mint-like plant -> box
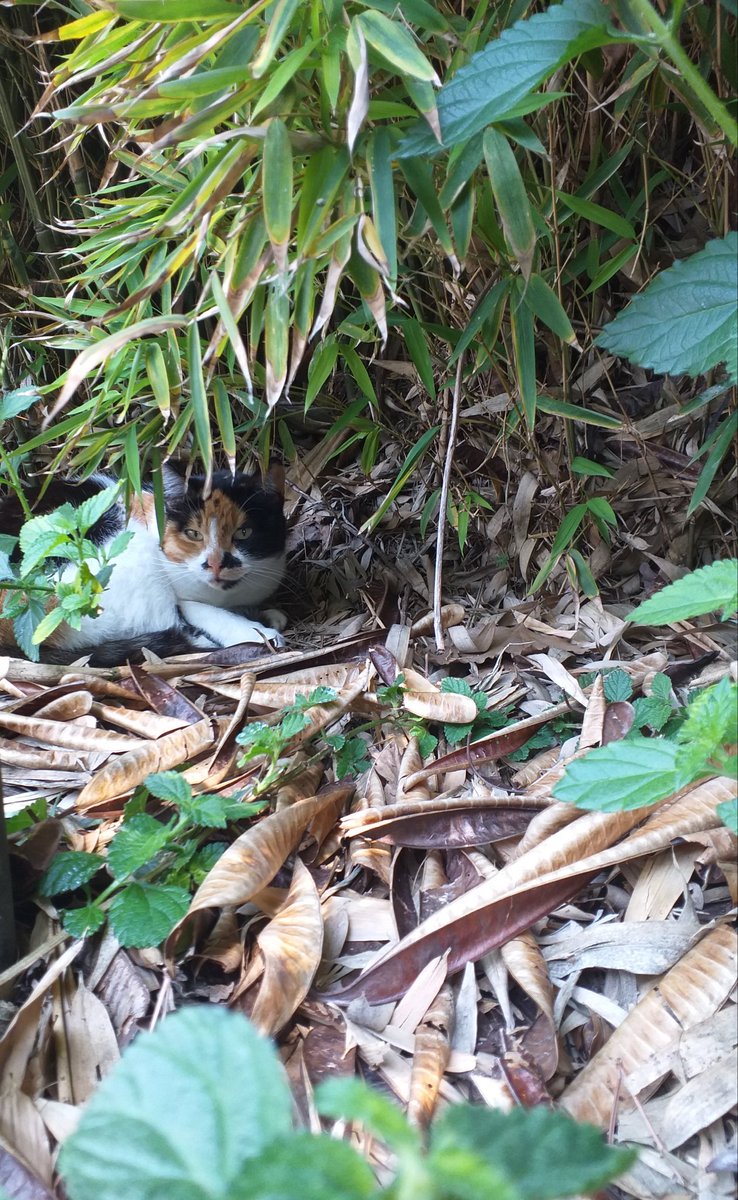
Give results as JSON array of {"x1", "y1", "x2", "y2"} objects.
[
  {"x1": 554, "y1": 564, "x2": 738, "y2": 816},
  {"x1": 38, "y1": 771, "x2": 265, "y2": 947},
  {"x1": 0, "y1": 484, "x2": 132, "y2": 660},
  {"x1": 58, "y1": 1006, "x2": 634, "y2": 1200}
]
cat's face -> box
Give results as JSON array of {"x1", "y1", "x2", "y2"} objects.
[{"x1": 160, "y1": 467, "x2": 286, "y2": 598}]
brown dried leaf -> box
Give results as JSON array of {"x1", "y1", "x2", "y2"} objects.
[
  {"x1": 189, "y1": 786, "x2": 351, "y2": 914},
  {"x1": 0, "y1": 1142, "x2": 55, "y2": 1200},
  {"x1": 560, "y1": 925, "x2": 738, "y2": 1126},
  {"x1": 89, "y1": 702, "x2": 186, "y2": 738},
  {"x1": 342, "y1": 796, "x2": 541, "y2": 849},
  {"x1": 407, "y1": 981, "x2": 454, "y2": 1129},
  {"x1": 0, "y1": 710, "x2": 139, "y2": 754},
  {"x1": 76, "y1": 718, "x2": 213, "y2": 808},
  {"x1": 248, "y1": 859, "x2": 324, "y2": 1037},
  {"x1": 402, "y1": 690, "x2": 478, "y2": 724}
]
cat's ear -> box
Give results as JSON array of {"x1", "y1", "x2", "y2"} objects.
[
  {"x1": 263, "y1": 464, "x2": 285, "y2": 502},
  {"x1": 162, "y1": 461, "x2": 189, "y2": 498}
]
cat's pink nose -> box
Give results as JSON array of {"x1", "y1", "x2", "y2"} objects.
[{"x1": 206, "y1": 553, "x2": 222, "y2": 578}]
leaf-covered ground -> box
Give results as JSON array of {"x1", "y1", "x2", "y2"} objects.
[{"x1": 1, "y1": 388, "x2": 736, "y2": 1199}]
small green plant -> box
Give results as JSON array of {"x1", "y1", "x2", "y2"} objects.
[
  {"x1": 38, "y1": 772, "x2": 265, "y2": 946},
  {"x1": 58, "y1": 1005, "x2": 635, "y2": 1200},
  {"x1": 0, "y1": 485, "x2": 131, "y2": 660},
  {"x1": 554, "y1": 563, "x2": 738, "y2": 815}
]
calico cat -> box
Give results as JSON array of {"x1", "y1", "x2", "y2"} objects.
[{"x1": 0, "y1": 464, "x2": 287, "y2": 665}]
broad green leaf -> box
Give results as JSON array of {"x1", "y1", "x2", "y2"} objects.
[
  {"x1": 367, "y1": 128, "x2": 397, "y2": 287},
  {"x1": 553, "y1": 735, "x2": 684, "y2": 811},
  {"x1": 571, "y1": 456, "x2": 614, "y2": 477},
  {"x1": 632, "y1": 695, "x2": 672, "y2": 732},
  {"x1": 399, "y1": 158, "x2": 455, "y2": 261},
  {"x1": 603, "y1": 669, "x2": 633, "y2": 702},
  {"x1": 400, "y1": 317, "x2": 436, "y2": 398},
  {"x1": 107, "y1": 814, "x2": 171, "y2": 880},
  {"x1": 39, "y1": 851, "x2": 105, "y2": 897},
  {"x1": 629, "y1": 559, "x2": 738, "y2": 624},
  {"x1": 213, "y1": 378, "x2": 236, "y2": 473},
  {"x1": 145, "y1": 343, "x2": 170, "y2": 419},
  {"x1": 357, "y1": 11, "x2": 439, "y2": 83},
  {"x1": 483, "y1": 129, "x2": 536, "y2": 278},
  {"x1": 598, "y1": 234, "x2": 738, "y2": 382},
  {"x1": 108, "y1": 882, "x2": 190, "y2": 947},
  {"x1": 432, "y1": 1106, "x2": 635, "y2": 1199},
  {"x1": 62, "y1": 904, "x2": 106, "y2": 939},
  {"x1": 398, "y1": 0, "x2": 614, "y2": 154},
  {"x1": 75, "y1": 484, "x2": 121, "y2": 536},
  {"x1": 251, "y1": 41, "x2": 316, "y2": 120},
  {"x1": 145, "y1": 770, "x2": 192, "y2": 807},
  {"x1": 296, "y1": 146, "x2": 349, "y2": 255},
  {"x1": 522, "y1": 274, "x2": 577, "y2": 343},
  {"x1": 0, "y1": 386, "x2": 39, "y2": 421},
  {"x1": 568, "y1": 548, "x2": 598, "y2": 598},
  {"x1": 59, "y1": 1007, "x2": 293, "y2": 1200},
  {"x1": 30, "y1": 606, "x2": 67, "y2": 645},
  {"x1": 18, "y1": 524, "x2": 67, "y2": 576},
  {"x1": 210, "y1": 272, "x2": 252, "y2": 393},
  {"x1": 231, "y1": 1134, "x2": 375, "y2": 1200},
  {"x1": 449, "y1": 279, "x2": 508, "y2": 365},
  {"x1": 677, "y1": 678, "x2": 737, "y2": 762},
  {"x1": 262, "y1": 119, "x2": 293, "y2": 275},
  {"x1": 304, "y1": 341, "x2": 340, "y2": 411}
]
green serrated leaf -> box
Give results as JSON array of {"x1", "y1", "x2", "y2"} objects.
[
  {"x1": 317, "y1": 1077, "x2": 420, "y2": 1154},
  {"x1": 603, "y1": 669, "x2": 633, "y2": 702},
  {"x1": 398, "y1": 0, "x2": 614, "y2": 155},
  {"x1": 107, "y1": 814, "x2": 171, "y2": 880},
  {"x1": 230, "y1": 1133, "x2": 375, "y2": 1200},
  {"x1": 145, "y1": 770, "x2": 192, "y2": 807},
  {"x1": 431, "y1": 1105, "x2": 635, "y2": 1199},
  {"x1": 74, "y1": 485, "x2": 121, "y2": 537},
  {"x1": 597, "y1": 234, "x2": 738, "y2": 382},
  {"x1": 629, "y1": 560, "x2": 738, "y2": 625},
  {"x1": 39, "y1": 850, "x2": 105, "y2": 897},
  {"x1": 677, "y1": 678, "x2": 737, "y2": 759},
  {"x1": 59, "y1": 1007, "x2": 293, "y2": 1200},
  {"x1": 632, "y1": 696, "x2": 672, "y2": 733},
  {"x1": 184, "y1": 793, "x2": 230, "y2": 829},
  {"x1": 61, "y1": 904, "x2": 107, "y2": 939},
  {"x1": 108, "y1": 882, "x2": 190, "y2": 948},
  {"x1": 553, "y1": 735, "x2": 684, "y2": 811},
  {"x1": 444, "y1": 721, "x2": 475, "y2": 746},
  {"x1": 440, "y1": 677, "x2": 475, "y2": 698}
]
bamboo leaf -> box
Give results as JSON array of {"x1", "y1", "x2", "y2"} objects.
[
  {"x1": 483, "y1": 128, "x2": 536, "y2": 278},
  {"x1": 356, "y1": 11, "x2": 440, "y2": 84},
  {"x1": 262, "y1": 120, "x2": 293, "y2": 276},
  {"x1": 186, "y1": 322, "x2": 212, "y2": 483}
]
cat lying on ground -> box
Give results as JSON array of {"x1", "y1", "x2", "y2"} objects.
[{"x1": 0, "y1": 464, "x2": 287, "y2": 665}]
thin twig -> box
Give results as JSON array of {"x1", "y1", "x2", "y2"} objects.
[{"x1": 433, "y1": 355, "x2": 464, "y2": 652}]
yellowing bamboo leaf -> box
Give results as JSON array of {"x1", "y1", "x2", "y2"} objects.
[
  {"x1": 249, "y1": 858, "x2": 323, "y2": 1037},
  {"x1": 45, "y1": 317, "x2": 185, "y2": 425},
  {"x1": 483, "y1": 128, "x2": 535, "y2": 280},
  {"x1": 265, "y1": 287, "x2": 289, "y2": 410},
  {"x1": 346, "y1": 20, "x2": 369, "y2": 154},
  {"x1": 356, "y1": 11, "x2": 440, "y2": 84}
]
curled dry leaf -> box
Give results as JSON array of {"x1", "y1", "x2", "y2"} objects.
[
  {"x1": 560, "y1": 925, "x2": 738, "y2": 1127},
  {"x1": 499, "y1": 930, "x2": 558, "y2": 1078},
  {"x1": 248, "y1": 859, "x2": 324, "y2": 1037},
  {"x1": 32, "y1": 692, "x2": 94, "y2": 722},
  {"x1": 89, "y1": 702, "x2": 186, "y2": 739},
  {"x1": 410, "y1": 605, "x2": 465, "y2": 637},
  {"x1": 578, "y1": 673, "x2": 606, "y2": 749},
  {"x1": 75, "y1": 719, "x2": 213, "y2": 809},
  {"x1": 342, "y1": 795, "x2": 542, "y2": 849},
  {"x1": 188, "y1": 786, "x2": 351, "y2": 915},
  {"x1": 0, "y1": 710, "x2": 140, "y2": 754},
  {"x1": 402, "y1": 689, "x2": 478, "y2": 724},
  {"x1": 407, "y1": 981, "x2": 454, "y2": 1129}
]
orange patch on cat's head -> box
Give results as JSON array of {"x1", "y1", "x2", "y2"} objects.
[{"x1": 160, "y1": 490, "x2": 249, "y2": 561}]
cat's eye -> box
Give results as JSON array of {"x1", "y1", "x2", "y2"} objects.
[
  {"x1": 235, "y1": 525, "x2": 251, "y2": 540},
  {"x1": 183, "y1": 527, "x2": 203, "y2": 542}
]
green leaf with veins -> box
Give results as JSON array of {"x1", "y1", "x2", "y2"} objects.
[
  {"x1": 629, "y1": 559, "x2": 738, "y2": 624},
  {"x1": 108, "y1": 882, "x2": 190, "y2": 948},
  {"x1": 62, "y1": 904, "x2": 106, "y2": 939},
  {"x1": 603, "y1": 669, "x2": 632, "y2": 702},
  {"x1": 553, "y1": 736, "x2": 685, "y2": 811},
  {"x1": 145, "y1": 770, "x2": 192, "y2": 807},
  {"x1": 39, "y1": 851, "x2": 105, "y2": 896},
  {"x1": 106, "y1": 814, "x2": 172, "y2": 880},
  {"x1": 632, "y1": 696, "x2": 672, "y2": 733}
]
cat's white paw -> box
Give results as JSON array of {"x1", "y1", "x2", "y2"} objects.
[{"x1": 259, "y1": 607, "x2": 288, "y2": 632}]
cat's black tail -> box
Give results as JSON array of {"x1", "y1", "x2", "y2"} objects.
[{"x1": 1, "y1": 629, "x2": 203, "y2": 667}]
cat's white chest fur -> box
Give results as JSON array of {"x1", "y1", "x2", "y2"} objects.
[{"x1": 62, "y1": 519, "x2": 284, "y2": 652}]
